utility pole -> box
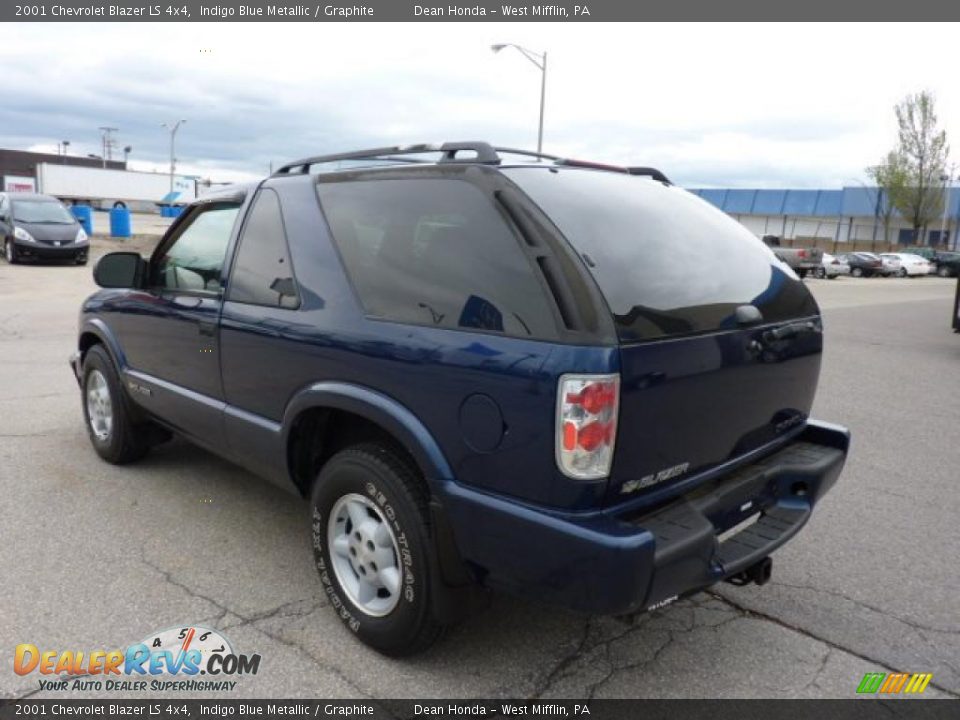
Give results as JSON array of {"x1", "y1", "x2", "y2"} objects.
[
  {"x1": 161, "y1": 120, "x2": 187, "y2": 195},
  {"x1": 98, "y1": 127, "x2": 118, "y2": 168}
]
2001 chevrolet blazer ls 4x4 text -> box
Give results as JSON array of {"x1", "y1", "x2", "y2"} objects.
[{"x1": 71, "y1": 142, "x2": 850, "y2": 655}]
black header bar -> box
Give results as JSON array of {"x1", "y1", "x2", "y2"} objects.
[{"x1": 2, "y1": 0, "x2": 960, "y2": 21}]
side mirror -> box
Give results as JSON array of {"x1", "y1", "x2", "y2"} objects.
[{"x1": 93, "y1": 252, "x2": 146, "y2": 289}]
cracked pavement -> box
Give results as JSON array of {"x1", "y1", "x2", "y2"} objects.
[{"x1": 1, "y1": 256, "x2": 958, "y2": 700}]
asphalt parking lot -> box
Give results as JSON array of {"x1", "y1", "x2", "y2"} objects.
[{"x1": 2, "y1": 260, "x2": 958, "y2": 700}]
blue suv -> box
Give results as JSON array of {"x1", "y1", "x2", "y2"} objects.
[{"x1": 71, "y1": 142, "x2": 850, "y2": 655}]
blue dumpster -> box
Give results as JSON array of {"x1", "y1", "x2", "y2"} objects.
[
  {"x1": 110, "y1": 205, "x2": 132, "y2": 238},
  {"x1": 71, "y1": 205, "x2": 93, "y2": 236}
]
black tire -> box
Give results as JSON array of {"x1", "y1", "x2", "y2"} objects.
[
  {"x1": 851, "y1": 267, "x2": 863, "y2": 278},
  {"x1": 815, "y1": 267, "x2": 826, "y2": 279},
  {"x1": 4, "y1": 239, "x2": 18, "y2": 265},
  {"x1": 898, "y1": 268, "x2": 908, "y2": 278},
  {"x1": 81, "y1": 344, "x2": 149, "y2": 464},
  {"x1": 310, "y1": 443, "x2": 446, "y2": 656},
  {"x1": 828, "y1": 273, "x2": 838, "y2": 280},
  {"x1": 937, "y1": 266, "x2": 952, "y2": 278},
  {"x1": 798, "y1": 269, "x2": 808, "y2": 279}
]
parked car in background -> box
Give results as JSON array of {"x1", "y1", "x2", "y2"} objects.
[
  {"x1": 761, "y1": 235, "x2": 823, "y2": 278},
  {"x1": 0, "y1": 192, "x2": 89, "y2": 265},
  {"x1": 815, "y1": 252, "x2": 850, "y2": 279},
  {"x1": 932, "y1": 251, "x2": 960, "y2": 278},
  {"x1": 837, "y1": 252, "x2": 884, "y2": 277},
  {"x1": 69, "y1": 142, "x2": 849, "y2": 655},
  {"x1": 903, "y1": 247, "x2": 960, "y2": 277},
  {"x1": 877, "y1": 253, "x2": 901, "y2": 277},
  {"x1": 881, "y1": 252, "x2": 932, "y2": 277}
]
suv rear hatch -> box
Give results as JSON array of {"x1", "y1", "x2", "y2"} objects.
[{"x1": 504, "y1": 167, "x2": 823, "y2": 505}]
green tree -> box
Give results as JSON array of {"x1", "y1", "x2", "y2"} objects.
[
  {"x1": 890, "y1": 91, "x2": 949, "y2": 243},
  {"x1": 867, "y1": 151, "x2": 909, "y2": 244}
]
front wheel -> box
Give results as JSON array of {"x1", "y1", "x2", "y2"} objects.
[
  {"x1": 310, "y1": 444, "x2": 447, "y2": 656},
  {"x1": 4, "y1": 239, "x2": 18, "y2": 264},
  {"x1": 937, "y1": 266, "x2": 952, "y2": 278},
  {"x1": 851, "y1": 267, "x2": 863, "y2": 278},
  {"x1": 815, "y1": 267, "x2": 826, "y2": 279},
  {"x1": 81, "y1": 345, "x2": 150, "y2": 464},
  {"x1": 898, "y1": 268, "x2": 908, "y2": 278}
]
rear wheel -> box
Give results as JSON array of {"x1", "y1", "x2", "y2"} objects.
[
  {"x1": 898, "y1": 268, "x2": 908, "y2": 278},
  {"x1": 938, "y1": 265, "x2": 952, "y2": 278},
  {"x1": 814, "y1": 267, "x2": 826, "y2": 279},
  {"x1": 310, "y1": 443, "x2": 447, "y2": 656},
  {"x1": 4, "y1": 239, "x2": 18, "y2": 264},
  {"x1": 797, "y1": 269, "x2": 808, "y2": 279},
  {"x1": 81, "y1": 345, "x2": 150, "y2": 464}
]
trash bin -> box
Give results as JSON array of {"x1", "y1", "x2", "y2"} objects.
[
  {"x1": 109, "y1": 204, "x2": 131, "y2": 238},
  {"x1": 71, "y1": 205, "x2": 93, "y2": 236}
]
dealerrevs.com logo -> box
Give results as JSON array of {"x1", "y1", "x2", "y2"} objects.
[{"x1": 14, "y1": 625, "x2": 261, "y2": 692}]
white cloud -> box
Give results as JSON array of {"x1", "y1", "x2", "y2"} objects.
[{"x1": 1, "y1": 21, "x2": 958, "y2": 187}]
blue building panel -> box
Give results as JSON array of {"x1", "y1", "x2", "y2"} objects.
[
  {"x1": 841, "y1": 187, "x2": 882, "y2": 217},
  {"x1": 752, "y1": 190, "x2": 787, "y2": 215},
  {"x1": 723, "y1": 189, "x2": 757, "y2": 214},
  {"x1": 697, "y1": 189, "x2": 727, "y2": 209},
  {"x1": 686, "y1": 185, "x2": 960, "y2": 223},
  {"x1": 782, "y1": 190, "x2": 819, "y2": 216},
  {"x1": 813, "y1": 190, "x2": 843, "y2": 217}
]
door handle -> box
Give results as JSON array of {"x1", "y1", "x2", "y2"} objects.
[{"x1": 198, "y1": 320, "x2": 216, "y2": 337}]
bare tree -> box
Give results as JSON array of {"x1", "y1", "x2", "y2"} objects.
[{"x1": 891, "y1": 91, "x2": 949, "y2": 243}]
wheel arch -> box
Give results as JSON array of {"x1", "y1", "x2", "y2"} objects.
[
  {"x1": 78, "y1": 318, "x2": 128, "y2": 370},
  {"x1": 282, "y1": 382, "x2": 455, "y2": 499}
]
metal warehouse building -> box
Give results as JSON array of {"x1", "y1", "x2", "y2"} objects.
[{"x1": 689, "y1": 186, "x2": 960, "y2": 251}]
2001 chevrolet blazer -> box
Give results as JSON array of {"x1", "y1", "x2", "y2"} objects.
[{"x1": 71, "y1": 142, "x2": 850, "y2": 655}]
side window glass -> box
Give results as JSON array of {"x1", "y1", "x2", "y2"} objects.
[
  {"x1": 317, "y1": 177, "x2": 557, "y2": 339},
  {"x1": 227, "y1": 189, "x2": 300, "y2": 309},
  {"x1": 155, "y1": 203, "x2": 240, "y2": 293}
]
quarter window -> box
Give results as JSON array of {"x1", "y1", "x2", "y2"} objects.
[
  {"x1": 317, "y1": 177, "x2": 556, "y2": 339},
  {"x1": 154, "y1": 203, "x2": 240, "y2": 293},
  {"x1": 228, "y1": 189, "x2": 299, "y2": 309}
]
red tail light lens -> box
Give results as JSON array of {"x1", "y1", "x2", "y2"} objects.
[
  {"x1": 797, "y1": 249, "x2": 807, "y2": 258},
  {"x1": 556, "y1": 374, "x2": 619, "y2": 479}
]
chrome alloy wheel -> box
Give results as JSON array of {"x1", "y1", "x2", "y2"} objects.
[
  {"x1": 328, "y1": 493, "x2": 403, "y2": 617},
  {"x1": 86, "y1": 369, "x2": 113, "y2": 441}
]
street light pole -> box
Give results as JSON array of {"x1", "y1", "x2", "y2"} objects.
[
  {"x1": 161, "y1": 120, "x2": 187, "y2": 195},
  {"x1": 939, "y1": 163, "x2": 955, "y2": 248},
  {"x1": 491, "y1": 43, "x2": 547, "y2": 155}
]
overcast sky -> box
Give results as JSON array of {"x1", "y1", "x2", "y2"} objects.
[{"x1": 1, "y1": 22, "x2": 958, "y2": 188}]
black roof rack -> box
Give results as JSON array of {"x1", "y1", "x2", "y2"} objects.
[
  {"x1": 627, "y1": 166, "x2": 672, "y2": 184},
  {"x1": 273, "y1": 142, "x2": 501, "y2": 175},
  {"x1": 271, "y1": 141, "x2": 671, "y2": 184}
]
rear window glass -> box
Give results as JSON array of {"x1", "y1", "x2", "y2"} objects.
[
  {"x1": 316, "y1": 177, "x2": 557, "y2": 339},
  {"x1": 504, "y1": 168, "x2": 818, "y2": 342}
]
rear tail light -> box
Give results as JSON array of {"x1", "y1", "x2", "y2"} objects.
[
  {"x1": 556, "y1": 373, "x2": 619, "y2": 480},
  {"x1": 797, "y1": 249, "x2": 807, "y2": 258}
]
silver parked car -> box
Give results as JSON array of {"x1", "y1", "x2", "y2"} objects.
[{"x1": 815, "y1": 252, "x2": 850, "y2": 279}]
